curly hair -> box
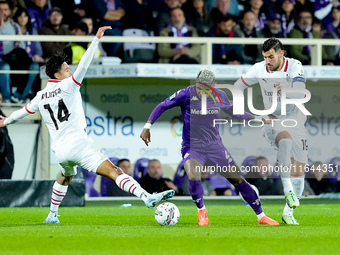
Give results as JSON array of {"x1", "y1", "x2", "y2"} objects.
[
  {"x1": 196, "y1": 69, "x2": 215, "y2": 85},
  {"x1": 45, "y1": 54, "x2": 68, "y2": 79}
]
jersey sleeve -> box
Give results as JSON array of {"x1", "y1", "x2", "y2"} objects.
[
  {"x1": 25, "y1": 92, "x2": 41, "y2": 113},
  {"x1": 234, "y1": 64, "x2": 260, "y2": 91},
  {"x1": 290, "y1": 60, "x2": 305, "y2": 80},
  {"x1": 148, "y1": 88, "x2": 188, "y2": 122},
  {"x1": 72, "y1": 37, "x2": 100, "y2": 85}
]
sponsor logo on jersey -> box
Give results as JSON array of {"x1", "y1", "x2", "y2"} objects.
[{"x1": 191, "y1": 109, "x2": 219, "y2": 115}]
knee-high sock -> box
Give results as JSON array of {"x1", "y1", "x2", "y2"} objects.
[
  {"x1": 50, "y1": 181, "x2": 68, "y2": 213},
  {"x1": 116, "y1": 174, "x2": 149, "y2": 201},
  {"x1": 189, "y1": 180, "x2": 205, "y2": 209},
  {"x1": 278, "y1": 139, "x2": 294, "y2": 194},
  {"x1": 283, "y1": 175, "x2": 305, "y2": 215},
  {"x1": 235, "y1": 180, "x2": 263, "y2": 215}
]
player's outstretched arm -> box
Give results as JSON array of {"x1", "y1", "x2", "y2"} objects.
[
  {"x1": 140, "y1": 121, "x2": 153, "y2": 146},
  {"x1": 73, "y1": 26, "x2": 112, "y2": 84},
  {"x1": 0, "y1": 107, "x2": 30, "y2": 127}
]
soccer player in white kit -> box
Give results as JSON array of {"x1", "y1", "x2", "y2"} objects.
[
  {"x1": 0, "y1": 26, "x2": 174, "y2": 223},
  {"x1": 234, "y1": 38, "x2": 309, "y2": 225}
]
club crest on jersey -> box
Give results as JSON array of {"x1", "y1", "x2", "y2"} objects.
[{"x1": 286, "y1": 73, "x2": 291, "y2": 82}]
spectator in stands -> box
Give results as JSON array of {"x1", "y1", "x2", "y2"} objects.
[
  {"x1": 64, "y1": 21, "x2": 102, "y2": 65},
  {"x1": 121, "y1": 0, "x2": 154, "y2": 31},
  {"x1": 158, "y1": 7, "x2": 200, "y2": 63},
  {"x1": 307, "y1": 161, "x2": 336, "y2": 195},
  {"x1": 243, "y1": 0, "x2": 267, "y2": 31},
  {"x1": 324, "y1": 23, "x2": 340, "y2": 65},
  {"x1": 314, "y1": 0, "x2": 336, "y2": 25},
  {"x1": 12, "y1": 7, "x2": 43, "y2": 103},
  {"x1": 186, "y1": 0, "x2": 214, "y2": 36},
  {"x1": 295, "y1": 0, "x2": 314, "y2": 15},
  {"x1": 239, "y1": 11, "x2": 264, "y2": 64},
  {"x1": 324, "y1": 6, "x2": 340, "y2": 35},
  {"x1": 81, "y1": 16, "x2": 94, "y2": 34},
  {"x1": 106, "y1": 159, "x2": 133, "y2": 196},
  {"x1": 263, "y1": 0, "x2": 283, "y2": 16},
  {"x1": 0, "y1": 0, "x2": 26, "y2": 103},
  {"x1": 38, "y1": 7, "x2": 72, "y2": 59},
  {"x1": 10, "y1": 0, "x2": 26, "y2": 15},
  {"x1": 263, "y1": 13, "x2": 284, "y2": 38},
  {"x1": 289, "y1": 9, "x2": 321, "y2": 65},
  {"x1": 0, "y1": 92, "x2": 14, "y2": 179},
  {"x1": 88, "y1": 0, "x2": 126, "y2": 57},
  {"x1": 51, "y1": 0, "x2": 87, "y2": 29},
  {"x1": 281, "y1": 0, "x2": 296, "y2": 38},
  {"x1": 210, "y1": 0, "x2": 230, "y2": 25},
  {"x1": 140, "y1": 159, "x2": 179, "y2": 194},
  {"x1": 312, "y1": 17, "x2": 323, "y2": 37},
  {"x1": 208, "y1": 14, "x2": 243, "y2": 64},
  {"x1": 246, "y1": 157, "x2": 284, "y2": 195},
  {"x1": 26, "y1": 0, "x2": 49, "y2": 32},
  {"x1": 155, "y1": 0, "x2": 180, "y2": 35}
]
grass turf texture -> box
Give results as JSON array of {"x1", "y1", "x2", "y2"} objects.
[{"x1": 0, "y1": 199, "x2": 339, "y2": 255}]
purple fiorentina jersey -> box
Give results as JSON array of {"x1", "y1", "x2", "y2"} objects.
[{"x1": 149, "y1": 85, "x2": 251, "y2": 149}]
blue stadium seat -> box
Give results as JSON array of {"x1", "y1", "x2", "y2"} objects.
[
  {"x1": 77, "y1": 166, "x2": 100, "y2": 197},
  {"x1": 101, "y1": 157, "x2": 120, "y2": 196},
  {"x1": 173, "y1": 160, "x2": 187, "y2": 190},
  {"x1": 133, "y1": 158, "x2": 149, "y2": 182}
]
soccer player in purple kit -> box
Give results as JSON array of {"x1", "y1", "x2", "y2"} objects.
[{"x1": 140, "y1": 69, "x2": 279, "y2": 226}]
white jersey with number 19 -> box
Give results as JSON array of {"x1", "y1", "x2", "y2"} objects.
[{"x1": 26, "y1": 76, "x2": 87, "y2": 151}]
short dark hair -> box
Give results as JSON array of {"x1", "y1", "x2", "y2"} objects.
[
  {"x1": 117, "y1": 158, "x2": 130, "y2": 167},
  {"x1": 45, "y1": 54, "x2": 68, "y2": 79},
  {"x1": 148, "y1": 159, "x2": 160, "y2": 168},
  {"x1": 0, "y1": 0, "x2": 12, "y2": 10},
  {"x1": 261, "y1": 37, "x2": 284, "y2": 52},
  {"x1": 219, "y1": 14, "x2": 236, "y2": 23},
  {"x1": 255, "y1": 156, "x2": 268, "y2": 165}
]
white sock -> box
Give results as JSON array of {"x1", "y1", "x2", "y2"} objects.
[
  {"x1": 278, "y1": 139, "x2": 294, "y2": 194},
  {"x1": 198, "y1": 205, "x2": 206, "y2": 211},
  {"x1": 116, "y1": 174, "x2": 150, "y2": 201},
  {"x1": 50, "y1": 181, "x2": 68, "y2": 212},
  {"x1": 291, "y1": 175, "x2": 304, "y2": 199},
  {"x1": 281, "y1": 177, "x2": 294, "y2": 194},
  {"x1": 257, "y1": 212, "x2": 265, "y2": 220},
  {"x1": 283, "y1": 203, "x2": 293, "y2": 216}
]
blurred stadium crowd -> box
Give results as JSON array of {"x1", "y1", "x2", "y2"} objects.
[{"x1": 80, "y1": 156, "x2": 340, "y2": 197}]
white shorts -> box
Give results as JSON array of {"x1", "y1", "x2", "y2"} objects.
[
  {"x1": 53, "y1": 138, "x2": 107, "y2": 176},
  {"x1": 262, "y1": 123, "x2": 308, "y2": 164}
]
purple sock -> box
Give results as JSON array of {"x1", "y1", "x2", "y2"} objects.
[
  {"x1": 235, "y1": 180, "x2": 263, "y2": 215},
  {"x1": 189, "y1": 180, "x2": 204, "y2": 209}
]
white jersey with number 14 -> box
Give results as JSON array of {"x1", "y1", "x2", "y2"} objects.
[{"x1": 25, "y1": 76, "x2": 87, "y2": 150}]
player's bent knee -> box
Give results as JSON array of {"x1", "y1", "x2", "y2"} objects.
[{"x1": 96, "y1": 160, "x2": 121, "y2": 181}]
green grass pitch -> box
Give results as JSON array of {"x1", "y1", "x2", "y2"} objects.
[{"x1": 0, "y1": 199, "x2": 339, "y2": 255}]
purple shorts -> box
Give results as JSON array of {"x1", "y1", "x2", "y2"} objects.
[{"x1": 181, "y1": 146, "x2": 236, "y2": 167}]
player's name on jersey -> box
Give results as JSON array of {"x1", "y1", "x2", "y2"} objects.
[{"x1": 41, "y1": 88, "x2": 62, "y2": 99}]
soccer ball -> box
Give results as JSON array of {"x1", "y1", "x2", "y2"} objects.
[{"x1": 155, "y1": 202, "x2": 180, "y2": 226}]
